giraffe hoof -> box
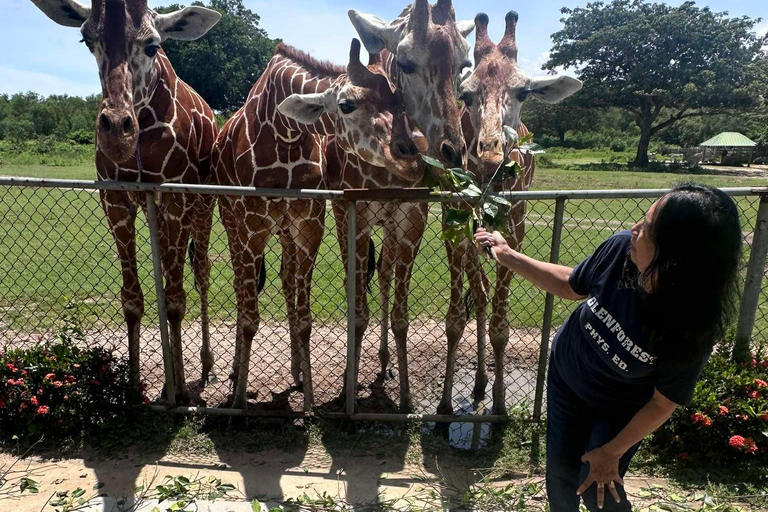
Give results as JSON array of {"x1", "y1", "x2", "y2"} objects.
[
  {"x1": 176, "y1": 387, "x2": 191, "y2": 406},
  {"x1": 472, "y1": 379, "x2": 488, "y2": 402},
  {"x1": 399, "y1": 401, "x2": 414, "y2": 414},
  {"x1": 436, "y1": 402, "x2": 454, "y2": 416}
]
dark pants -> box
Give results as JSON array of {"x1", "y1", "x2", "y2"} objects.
[{"x1": 546, "y1": 366, "x2": 643, "y2": 512}]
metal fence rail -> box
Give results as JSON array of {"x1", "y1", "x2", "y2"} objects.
[{"x1": 1, "y1": 178, "x2": 766, "y2": 448}]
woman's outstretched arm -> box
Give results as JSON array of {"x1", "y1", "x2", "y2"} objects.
[{"x1": 474, "y1": 229, "x2": 586, "y2": 301}]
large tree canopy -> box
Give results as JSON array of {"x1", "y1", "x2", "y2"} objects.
[
  {"x1": 545, "y1": 0, "x2": 767, "y2": 166},
  {"x1": 158, "y1": 0, "x2": 280, "y2": 114}
]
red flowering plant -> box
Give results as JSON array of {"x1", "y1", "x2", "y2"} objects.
[
  {"x1": 649, "y1": 346, "x2": 768, "y2": 467},
  {"x1": 0, "y1": 311, "x2": 142, "y2": 445}
]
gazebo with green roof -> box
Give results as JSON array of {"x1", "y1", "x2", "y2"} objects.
[{"x1": 699, "y1": 132, "x2": 758, "y2": 166}]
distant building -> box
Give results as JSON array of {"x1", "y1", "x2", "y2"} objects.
[{"x1": 699, "y1": 132, "x2": 758, "y2": 166}]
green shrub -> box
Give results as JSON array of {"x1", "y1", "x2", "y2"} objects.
[
  {"x1": 0, "y1": 304, "x2": 143, "y2": 445},
  {"x1": 610, "y1": 139, "x2": 627, "y2": 152},
  {"x1": 650, "y1": 349, "x2": 768, "y2": 466},
  {"x1": 68, "y1": 128, "x2": 94, "y2": 145}
]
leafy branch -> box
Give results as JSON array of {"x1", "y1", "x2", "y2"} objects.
[{"x1": 421, "y1": 127, "x2": 535, "y2": 258}]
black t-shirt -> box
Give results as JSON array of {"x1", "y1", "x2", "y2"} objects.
[{"x1": 549, "y1": 231, "x2": 711, "y2": 407}]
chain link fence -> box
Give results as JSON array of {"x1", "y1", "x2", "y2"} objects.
[{"x1": 0, "y1": 179, "x2": 766, "y2": 448}]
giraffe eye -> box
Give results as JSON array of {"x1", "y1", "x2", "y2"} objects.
[
  {"x1": 145, "y1": 45, "x2": 160, "y2": 57},
  {"x1": 80, "y1": 38, "x2": 94, "y2": 52},
  {"x1": 517, "y1": 89, "x2": 531, "y2": 102},
  {"x1": 397, "y1": 60, "x2": 416, "y2": 75},
  {"x1": 338, "y1": 100, "x2": 356, "y2": 115}
]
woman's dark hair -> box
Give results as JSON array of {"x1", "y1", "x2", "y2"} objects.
[{"x1": 642, "y1": 182, "x2": 742, "y2": 360}]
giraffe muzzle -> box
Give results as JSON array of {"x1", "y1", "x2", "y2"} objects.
[{"x1": 96, "y1": 107, "x2": 139, "y2": 164}]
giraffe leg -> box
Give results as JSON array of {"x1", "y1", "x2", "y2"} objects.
[
  {"x1": 292, "y1": 200, "x2": 325, "y2": 410},
  {"x1": 192, "y1": 194, "x2": 214, "y2": 388},
  {"x1": 155, "y1": 194, "x2": 192, "y2": 405},
  {"x1": 100, "y1": 191, "x2": 144, "y2": 393},
  {"x1": 374, "y1": 223, "x2": 397, "y2": 386},
  {"x1": 232, "y1": 228, "x2": 270, "y2": 410},
  {"x1": 438, "y1": 240, "x2": 467, "y2": 416},
  {"x1": 278, "y1": 234, "x2": 301, "y2": 388},
  {"x1": 390, "y1": 204, "x2": 426, "y2": 413},
  {"x1": 219, "y1": 198, "x2": 244, "y2": 388},
  {"x1": 465, "y1": 251, "x2": 490, "y2": 402},
  {"x1": 489, "y1": 264, "x2": 515, "y2": 416}
]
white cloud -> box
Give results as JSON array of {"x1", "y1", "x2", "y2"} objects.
[{"x1": 0, "y1": 66, "x2": 99, "y2": 97}]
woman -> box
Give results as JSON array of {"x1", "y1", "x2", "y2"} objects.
[{"x1": 474, "y1": 182, "x2": 742, "y2": 511}]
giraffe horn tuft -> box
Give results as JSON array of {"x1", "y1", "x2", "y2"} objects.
[
  {"x1": 473, "y1": 12, "x2": 495, "y2": 63},
  {"x1": 498, "y1": 10, "x2": 519, "y2": 60}
]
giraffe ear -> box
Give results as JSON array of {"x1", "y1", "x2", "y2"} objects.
[
  {"x1": 155, "y1": 6, "x2": 222, "y2": 42},
  {"x1": 30, "y1": 0, "x2": 90, "y2": 28},
  {"x1": 348, "y1": 9, "x2": 405, "y2": 54},
  {"x1": 456, "y1": 19, "x2": 476, "y2": 38},
  {"x1": 278, "y1": 90, "x2": 338, "y2": 125},
  {"x1": 528, "y1": 76, "x2": 583, "y2": 104}
]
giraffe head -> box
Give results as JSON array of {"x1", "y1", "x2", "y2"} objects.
[
  {"x1": 349, "y1": 0, "x2": 475, "y2": 168},
  {"x1": 29, "y1": 0, "x2": 220, "y2": 164},
  {"x1": 278, "y1": 40, "x2": 425, "y2": 183},
  {"x1": 459, "y1": 11, "x2": 582, "y2": 180}
]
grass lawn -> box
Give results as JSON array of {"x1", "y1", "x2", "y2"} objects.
[{"x1": 0, "y1": 157, "x2": 765, "y2": 345}]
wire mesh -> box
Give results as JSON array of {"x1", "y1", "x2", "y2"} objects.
[{"x1": 0, "y1": 183, "x2": 765, "y2": 447}]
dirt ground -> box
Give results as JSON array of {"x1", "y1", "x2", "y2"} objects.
[
  {"x1": 0, "y1": 447, "x2": 681, "y2": 512},
  {"x1": 1, "y1": 319, "x2": 546, "y2": 415}
]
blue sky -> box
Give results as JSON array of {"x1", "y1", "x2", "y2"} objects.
[{"x1": 2, "y1": 0, "x2": 766, "y2": 97}]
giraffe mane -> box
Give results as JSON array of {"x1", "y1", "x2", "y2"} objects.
[{"x1": 275, "y1": 43, "x2": 346, "y2": 78}]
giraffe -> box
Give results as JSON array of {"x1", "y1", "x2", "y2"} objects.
[
  {"x1": 212, "y1": 39, "x2": 424, "y2": 410},
  {"x1": 436, "y1": 11, "x2": 583, "y2": 416},
  {"x1": 324, "y1": 52, "x2": 428, "y2": 413},
  {"x1": 344, "y1": 0, "x2": 474, "y2": 410},
  {"x1": 29, "y1": 0, "x2": 221, "y2": 404},
  {"x1": 349, "y1": 0, "x2": 475, "y2": 168}
]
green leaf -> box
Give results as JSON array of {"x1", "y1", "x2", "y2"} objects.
[
  {"x1": 637, "y1": 490, "x2": 653, "y2": 498},
  {"x1": 152, "y1": 508, "x2": 161, "y2": 512},
  {"x1": 488, "y1": 194, "x2": 512, "y2": 207},
  {"x1": 463, "y1": 184, "x2": 482, "y2": 197},
  {"x1": 420, "y1": 155, "x2": 444, "y2": 170},
  {"x1": 518, "y1": 132, "x2": 534, "y2": 145},
  {"x1": 72, "y1": 488, "x2": 85, "y2": 498},
  {"x1": 251, "y1": 500, "x2": 262, "y2": 512},
  {"x1": 78, "y1": 498, "x2": 86, "y2": 505},
  {"x1": 218, "y1": 483, "x2": 236, "y2": 492},
  {"x1": 503, "y1": 125, "x2": 519, "y2": 145},
  {"x1": 176, "y1": 476, "x2": 190, "y2": 485},
  {"x1": 169, "y1": 501, "x2": 186, "y2": 511},
  {"x1": 443, "y1": 209, "x2": 471, "y2": 227},
  {"x1": 670, "y1": 494, "x2": 686, "y2": 503},
  {"x1": 422, "y1": 167, "x2": 440, "y2": 189},
  {"x1": 93, "y1": 483, "x2": 105, "y2": 490}
]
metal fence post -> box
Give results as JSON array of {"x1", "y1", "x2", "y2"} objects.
[
  {"x1": 734, "y1": 193, "x2": 768, "y2": 363},
  {"x1": 530, "y1": 196, "x2": 566, "y2": 467},
  {"x1": 145, "y1": 191, "x2": 176, "y2": 407},
  {"x1": 345, "y1": 200, "x2": 358, "y2": 417}
]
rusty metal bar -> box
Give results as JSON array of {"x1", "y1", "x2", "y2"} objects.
[
  {"x1": 144, "y1": 191, "x2": 176, "y2": 408},
  {"x1": 345, "y1": 201, "x2": 358, "y2": 417},
  {"x1": 734, "y1": 193, "x2": 768, "y2": 363},
  {"x1": 530, "y1": 196, "x2": 567, "y2": 466}
]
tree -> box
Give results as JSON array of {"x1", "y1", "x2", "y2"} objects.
[
  {"x1": 522, "y1": 98, "x2": 596, "y2": 145},
  {"x1": 545, "y1": 0, "x2": 767, "y2": 166},
  {"x1": 158, "y1": 0, "x2": 280, "y2": 114}
]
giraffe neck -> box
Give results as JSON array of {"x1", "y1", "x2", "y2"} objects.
[{"x1": 259, "y1": 53, "x2": 348, "y2": 140}]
